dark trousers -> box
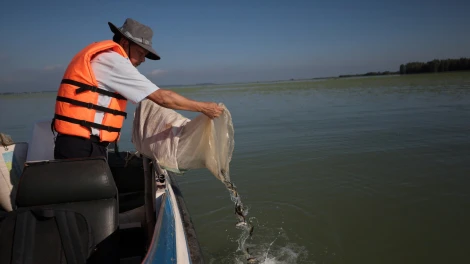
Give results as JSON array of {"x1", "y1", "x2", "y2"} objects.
[{"x1": 54, "y1": 134, "x2": 109, "y2": 160}]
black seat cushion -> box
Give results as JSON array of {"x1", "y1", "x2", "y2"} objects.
[
  {"x1": 12, "y1": 157, "x2": 120, "y2": 263},
  {"x1": 16, "y1": 157, "x2": 117, "y2": 207}
]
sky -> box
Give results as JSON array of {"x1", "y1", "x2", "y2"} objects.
[{"x1": 0, "y1": 0, "x2": 469, "y2": 92}]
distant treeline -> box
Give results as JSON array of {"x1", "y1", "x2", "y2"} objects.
[
  {"x1": 400, "y1": 58, "x2": 470, "y2": 74},
  {"x1": 339, "y1": 71, "x2": 399, "y2": 78},
  {"x1": 336, "y1": 57, "x2": 470, "y2": 79}
]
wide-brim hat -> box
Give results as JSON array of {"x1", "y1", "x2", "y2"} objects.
[{"x1": 108, "y1": 18, "x2": 160, "y2": 60}]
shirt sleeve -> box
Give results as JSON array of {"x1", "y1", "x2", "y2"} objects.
[{"x1": 90, "y1": 50, "x2": 159, "y2": 104}]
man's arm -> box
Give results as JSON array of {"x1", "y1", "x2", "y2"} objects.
[
  {"x1": 90, "y1": 52, "x2": 224, "y2": 118},
  {"x1": 147, "y1": 89, "x2": 224, "y2": 119}
]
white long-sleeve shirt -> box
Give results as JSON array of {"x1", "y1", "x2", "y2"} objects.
[{"x1": 90, "y1": 50, "x2": 159, "y2": 136}]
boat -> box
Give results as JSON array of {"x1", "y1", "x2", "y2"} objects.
[{"x1": 0, "y1": 121, "x2": 205, "y2": 264}]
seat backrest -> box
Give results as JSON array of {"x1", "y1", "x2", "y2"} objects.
[
  {"x1": 12, "y1": 157, "x2": 119, "y2": 263},
  {"x1": 0, "y1": 208, "x2": 93, "y2": 264},
  {"x1": 26, "y1": 120, "x2": 55, "y2": 162}
]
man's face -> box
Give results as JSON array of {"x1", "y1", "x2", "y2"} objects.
[
  {"x1": 129, "y1": 43, "x2": 148, "y2": 67},
  {"x1": 121, "y1": 39, "x2": 148, "y2": 67}
]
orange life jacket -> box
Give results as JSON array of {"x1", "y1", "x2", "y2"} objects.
[{"x1": 53, "y1": 40, "x2": 128, "y2": 142}]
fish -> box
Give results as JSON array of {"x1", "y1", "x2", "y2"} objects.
[
  {"x1": 236, "y1": 221, "x2": 247, "y2": 227},
  {"x1": 235, "y1": 203, "x2": 246, "y2": 222},
  {"x1": 247, "y1": 257, "x2": 258, "y2": 263},
  {"x1": 249, "y1": 225, "x2": 254, "y2": 237}
]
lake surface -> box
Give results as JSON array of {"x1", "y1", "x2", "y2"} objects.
[{"x1": 1, "y1": 72, "x2": 470, "y2": 264}]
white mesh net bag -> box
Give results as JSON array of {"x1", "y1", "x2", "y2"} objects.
[{"x1": 132, "y1": 99, "x2": 234, "y2": 183}]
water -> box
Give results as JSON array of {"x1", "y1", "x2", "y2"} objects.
[{"x1": 1, "y1": 72, "x2": 470, "y2": 264}]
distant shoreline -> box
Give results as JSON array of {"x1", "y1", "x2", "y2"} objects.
[
  {"x1": 337, "y1": 71, "x2": 399, "y2": 78},
  {"x1": 2, "y1": 58, "x2": 470, "y2": 95},
  {"x1": 0, "y1": 91, "x2": 58, "y2": 96},
  {"x1": 0, "y1": 71, "x2": 466, "y2": 96}
]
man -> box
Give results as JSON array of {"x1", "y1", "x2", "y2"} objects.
[{"x1": 52, "y1": 18, "x2": 224, "y2": 159}]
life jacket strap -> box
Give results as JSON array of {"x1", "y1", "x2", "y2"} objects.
[
  {"x1": 54, "y1": 114, "x2": 122, "y2": 133},
  {"x1": 56, "y1": 96, "x2": 127, "y2": 118},
  {"x1": 61, "y1": 79, "x2": 127, "y2": 100}
]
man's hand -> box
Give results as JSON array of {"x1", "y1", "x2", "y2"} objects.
[{"x1": 201, "y1": 102, "x2": 224, "y2": 119}]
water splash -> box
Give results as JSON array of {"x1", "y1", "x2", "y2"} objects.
[
  {"x1": 222, "y1": 180, "x2": 309, "y2": 264},
  {"x1": 224, "y1": 225, "x2": 308, "y2": 264},
  {"x1": 223, "y1": 180, "x2": 256, "y2": 262}
]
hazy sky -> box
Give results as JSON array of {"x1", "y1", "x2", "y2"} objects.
[{"x1": 1, "y1": 0, "x2": 469, "y2": 92}]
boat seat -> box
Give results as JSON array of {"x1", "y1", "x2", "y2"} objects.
[
  {"x1": 119, "y1": 205, "x2": 145, "y2": 228},
  {"x1": 26, "y1": 120, "x2": 55, "y2": 162},
  {"x1": 7, "y1": 157, "x2": 119, "y2": 263},
  {"x1": 107, "y1": 151, "x2": 146, "y2": 213}
]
